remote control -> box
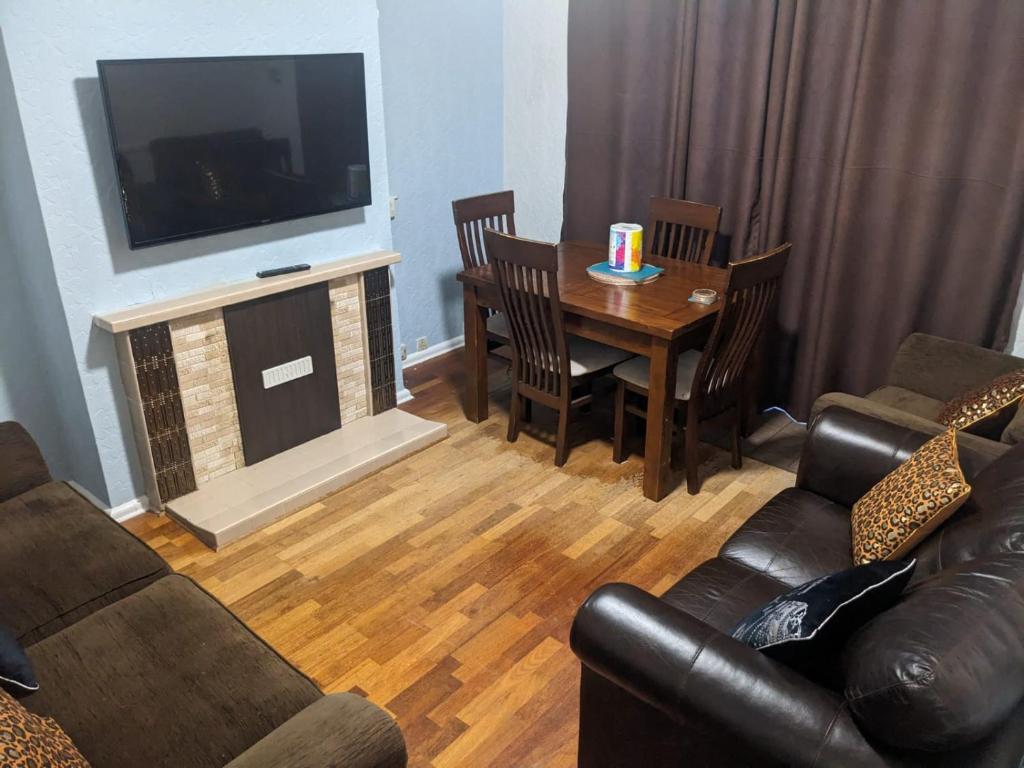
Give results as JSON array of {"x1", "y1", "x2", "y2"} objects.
[{"x1": 257, "y1": 264, "x2": 311, "y2": 279}]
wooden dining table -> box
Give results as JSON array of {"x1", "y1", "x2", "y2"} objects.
[{"x1": 456, "y1": 240, "x2": 728, "y2": 502}]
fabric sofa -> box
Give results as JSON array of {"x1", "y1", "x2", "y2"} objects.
[
  {"x1": 0, "y1": 421, "x2": 406, "y2": 768},
  {"x1": 811, "y1": 332, "x2": 1024, "y2": 454},
  {"x1": 571, "y1": 406, "x2": 1024, "y2": 767}
]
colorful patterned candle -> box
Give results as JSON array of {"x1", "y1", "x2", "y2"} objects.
[{"x1": 608, "y1": 223, "x2": 643, "y2": 272}]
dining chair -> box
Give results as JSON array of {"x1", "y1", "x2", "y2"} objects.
[
  {"x1": 484, "y1": 228, "x2": 633, "y2": 466},
  {"x1": 645, "y1": 196, "x2": 722, "y2": 265},
  {"x1": 453, "y1": 191, "x2": 516, "y2": 348},
  {"x1": 612, "y1": 243, "x2": 791, "y2": 494}
]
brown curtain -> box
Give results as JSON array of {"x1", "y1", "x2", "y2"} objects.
[{"x1": 563, "y1": 0, "x2": 1024, "y2": 417}]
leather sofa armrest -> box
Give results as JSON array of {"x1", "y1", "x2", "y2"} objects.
[
  {"x1": 886, "y1": 333, "x2": 1024, "y2": 403},
  {"x1": 223, "y1": 694, "x2": 407, "y2": 768},
  {"x1": 0, "y1": 421, "x2": 51, "y2": 502},
  {"x1": 796, "y1": 407, "x2": 996, "y2": 509},
  {"x1": 571, "y1": 584, "x2": 887, "y2": 768}
]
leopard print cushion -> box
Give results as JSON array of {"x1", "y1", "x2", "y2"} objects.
[
  {"x1": 937, "y1": 369, "x2": 1024, "y2": 431},
  {"x1": 0, "y1": 689, "x2": 90, "y2": 767},
  {"x1": 851, "y1": 430, "x2": 971, "y2": 564}
]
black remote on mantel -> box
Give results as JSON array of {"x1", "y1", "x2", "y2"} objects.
[{"x1": 256, "y1": 264, "x2": 311, "y2": 279}]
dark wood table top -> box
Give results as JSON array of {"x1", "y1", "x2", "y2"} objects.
[{"x1": 456, "y1": 240, "x2": 728, "y2": 340}]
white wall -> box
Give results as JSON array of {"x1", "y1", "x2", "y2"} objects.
[
  {"x1": 502, "y1": 0, "x2": 569, "y2": 242},
  {"x1": 379, "y1": 0, "x2": 504, "y2": 356},
  {"x1": 0, "y1": 1, "x2": 397, "y2": 507},
  {"x1": 1011, "y1": 277, "x2": 1024, "y2": 356}
]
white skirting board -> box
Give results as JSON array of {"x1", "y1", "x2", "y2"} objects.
[
  {"x1": 68, "y1": 481, "x2": 149, "y2": 523},
  {"x1": 402, "y1": 335, "x2": 465, "y2": 369}
]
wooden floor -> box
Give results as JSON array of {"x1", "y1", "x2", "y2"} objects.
[{"x1": 126, "y1": 351, "x2": 795, "y2": 767}]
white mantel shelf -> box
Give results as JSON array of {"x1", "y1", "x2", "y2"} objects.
[{"x1": 93, "y1": 249, "x2": 401, "y2": 334}]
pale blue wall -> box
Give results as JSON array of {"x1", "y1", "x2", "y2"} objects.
[
  {"x1": 0, "y1": 1, "x2": 398, "y2": 507},
  {"x1": 0, "y1": 30, "x2": 88, "y2": 481},
  {"x1": 378, "y1": 0, "x2": 504, "y2": 354}
]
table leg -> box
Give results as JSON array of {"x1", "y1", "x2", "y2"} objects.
[
  {"x1": 643, "y1": 336, "x2": 679, "y2": 501},
  {"x1": 463, "y1": 285, "x2": 488, "y2": 422}
]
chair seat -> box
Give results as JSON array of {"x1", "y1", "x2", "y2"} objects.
[
  {"x1": 491, "y1": 337, "x2": 632, "y2": 378},
  {"x1": 568, "y1": 337, "x2": 633, "y2": 377},
  {"x1": 486, "y1": 312, "x2": 508, "y2": 339},
  {"x1": 612, "y1": 349, "x2": 703, "y2": 400}
]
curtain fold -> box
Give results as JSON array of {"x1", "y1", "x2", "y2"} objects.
[{"x1": 563, "y1": 0, "x2": 1024, "y2": 416}]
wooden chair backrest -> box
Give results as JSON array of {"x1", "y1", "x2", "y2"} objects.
[
  {"x1": 484, "y1": 229, "x2": 570, "y2": 402},
  {"x1": 693, "y1": 243, "x2": 791, "y2": 407},
  {"x1": 645, "y1": 196, "x2": 722, "y2": 265},
  {"x1": 452, "y1": 191, "x2": 517, "y2": 270}
]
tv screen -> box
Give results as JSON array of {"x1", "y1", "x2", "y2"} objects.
[{"x1": 97, "y1": 54, "x2": 371, "y2": 249}]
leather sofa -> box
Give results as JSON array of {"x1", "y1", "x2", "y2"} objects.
[
  {"x1": 812, "y1": 332, "x2": 1024, "y2": 454},
  {"x1": 0, "y1": 421, "x2": 407, "y2": 768},
  {"x1": 571, "y1": 407, "x2": 1024, "y2": 767}
]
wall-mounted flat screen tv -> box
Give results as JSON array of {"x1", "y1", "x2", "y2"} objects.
[{"x1": 98, "y1": 54, "x2": 371, "y2": 249}]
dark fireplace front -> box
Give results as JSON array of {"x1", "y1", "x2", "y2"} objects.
[{"x1": 223, "y1": 283, "x2": 341, "y2": 465}]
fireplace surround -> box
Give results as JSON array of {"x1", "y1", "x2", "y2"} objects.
[{"x1": 95, "y1": 250, "x2": 446, "y2": 547}]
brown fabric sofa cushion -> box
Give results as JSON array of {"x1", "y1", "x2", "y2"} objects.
[
  {"x1": 24, "y1": 575, "x2": 321, "y2": 768},
  {"x1": 885, "y1": 333, "x2": 1024, "y2": 404},
  {"x1": 719, "y1": 488, "x2": 853, "y2": 587},
  {"x1": 0, "y1": 482, "x2": 169, "y2": 645},
  {"x1": 865, "y1": 385, "x2": 945, "y2": 421},
  {"x1": 0, "y1": 422, "x2": 51, "y2": 503},
  {"x1": 224, "y1": 693, "x2": 406, "y2": 768}
]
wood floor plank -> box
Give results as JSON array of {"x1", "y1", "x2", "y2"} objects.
[{"x1": 124, "y1": 350, "x2": 795, "y2": 767}]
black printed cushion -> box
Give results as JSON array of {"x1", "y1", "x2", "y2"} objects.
[
  {"x1": 0, "y1": 627, "x2": 37, "y2": 696},
  {"x1": 732, "y1": 560, "x2": 915, "y2": 674}
]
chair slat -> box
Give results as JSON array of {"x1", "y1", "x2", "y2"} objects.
[
  {"x1": 645, "y1": 196, "x2": 722, "y2": 265},
  {"x1": 452, "y1": 191, "x2": 516, "y2": 270}
]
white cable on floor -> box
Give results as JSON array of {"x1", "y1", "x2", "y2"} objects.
[{"x1": 761, "y1": 405, "x2": 808, "y2": 427}]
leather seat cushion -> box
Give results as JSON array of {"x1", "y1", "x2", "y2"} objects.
[
  {"x1": 612, "y1": 350, "x2": 702, "y2": 400},
  {"x1": 843, "y1": 554, "x2": 1024, "y2": 752},
  {"x1": 719, "y1": 488, "x2": 854, "y2": 587},
  {"x1": 865, "y1": 385, "x2": 945, "y2": 422},
  {"x1": 0, "y1": 482, "x2": 170, "y2": 646},
  {"x1": 660, "y1": 558, "x2": 791, "y2": 633},
  {"x1": 24, "y1": 575, "x2": 321, "y2": 768}
]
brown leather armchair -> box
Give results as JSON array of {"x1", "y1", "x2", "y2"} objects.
[{"x1": 572, "y1": 407, "x2": 1024, "y2": 767}]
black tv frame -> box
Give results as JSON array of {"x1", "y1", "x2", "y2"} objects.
[{"x1": 97, "y1": 53, "x2": 371, "y2": 250}]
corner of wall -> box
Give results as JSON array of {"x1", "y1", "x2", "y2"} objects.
[{"x1": 0, "y1": 29, "x2": 107, "y2": 497}]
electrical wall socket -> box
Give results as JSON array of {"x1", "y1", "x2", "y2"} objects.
[
  {"x1": 389, "y1": 195, "x2": 398, "y2": 219},
  {"x1": 399, "y1": 343, "x2": 407, "y2": 361},
  {"x1": 416, "y1": 337, "x2": 429, "y2": 352}
]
